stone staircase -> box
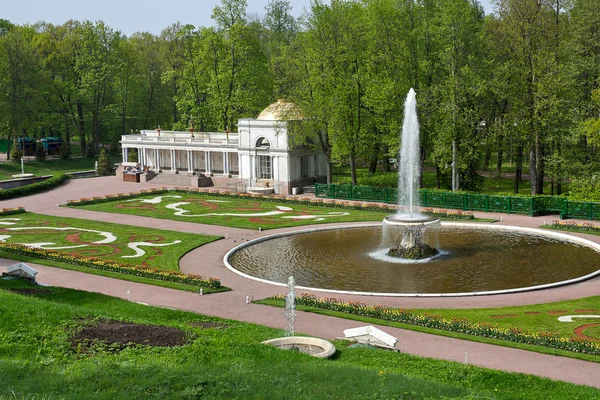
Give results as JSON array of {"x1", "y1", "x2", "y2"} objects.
[{"x1": 146, "y1": 172, "x2": 200, "y2": 187}]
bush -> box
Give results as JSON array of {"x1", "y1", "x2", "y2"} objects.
[
  {"x1": 10, "y1": 145, "x2": 23, "y2": 163},
  {"x1": 0, "y1": 173, "x2": 68, "y2": 200},
  {"x1": 127, "y1": 149, "x2": 138, "y2": 162},
  {"x1": 86, "y1": 143, "x2": 97, "y2": 158},
  {"x1": 96, "y1": 148, "x2": 113, "y2": 176},
  {"x1": 35, "y1": 143, "x2": 47, "y2": 161},
  {"x1": 59, "y1": 143, "x2": 71, "y2": 159}
]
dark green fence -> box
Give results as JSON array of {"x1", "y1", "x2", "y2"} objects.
[{"x1": 314, "y1": 183, "x2": 600, "y2": 220}]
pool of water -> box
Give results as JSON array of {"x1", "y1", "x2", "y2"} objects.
[{"x1": 228, "y1": 225, "x2": 600, "y2": 294}]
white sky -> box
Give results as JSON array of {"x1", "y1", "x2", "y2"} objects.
[{"x1": 3, "y1": 0, "x2": 494, "y2": 36}]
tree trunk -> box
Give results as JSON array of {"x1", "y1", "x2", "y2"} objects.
[
  {"x1": 368, "y1": 142, "x2": 379, "y2": 175},
  {"x1": 382, "y1": 144, "x2": 391, "y2": 173},
  {"x1": 514, "y1": 144, "x2": 523, "y2": 194},
  {"x1": 349, "y1": 148, "x2": 357, "y2": 186},
  {"x1": 529, "y1": 145, "x2": 537, "y2": 195},
  {"x1": 77, "y1": 101, "x2": 86, "y2": 157},
  {"x1": 435, "y1": 165, "x2": 441, "y2": 189},
  {"x1": 535, "y1": 133, "x2": 544, "y2": 194},
  {"x1": 326, "y1": 161, "x2": 332, "y2": 185},
  {"x1": 496, "y1": 149, "x2": 503, "y2": 177}
]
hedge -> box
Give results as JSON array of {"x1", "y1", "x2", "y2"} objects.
[{"x1": 0, "y1": 173, "x2": 68, "y2": 200}]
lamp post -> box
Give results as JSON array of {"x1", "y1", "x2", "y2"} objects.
[{"x1": 156, "y1": 125, "x2": 161, "y2": 137}]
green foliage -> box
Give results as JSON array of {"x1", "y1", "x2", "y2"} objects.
[
  {"x1": 127, "y1": 148, "x2": 138, "y2": 162},
  {"x1": 58, "y1": 142, "x2": 71, "y2": 159},
  {"x1": 9, "y1": 144, "x2": 22, "y2": 163},
  {"x1": 96, "y1": 148, "x2": 112, "y2": 176},
  {"x1": 34, "y1": 142, "x2": 47, "y2": 161},
  {"x1": 0, "y1": 173, "x2": 67, "y2": 200}
]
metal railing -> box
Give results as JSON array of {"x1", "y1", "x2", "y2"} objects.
[{"x1": 314, "y1": 183, "x2": 598, "y2": 220}]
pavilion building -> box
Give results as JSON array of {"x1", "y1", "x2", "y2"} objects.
[{"x1": 119, "y1": 100, "x2": 327, "y2": 194}]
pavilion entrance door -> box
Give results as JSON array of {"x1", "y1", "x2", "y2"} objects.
[{"x1": 257, "y1": 155, "x2": 272, "y2": 179}]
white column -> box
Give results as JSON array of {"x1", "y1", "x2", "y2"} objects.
[
  {"x1": 122, "y1": 148, "x2": 127, "y2": 163},
  {"x1": 155, "y1": 149, "x2": 160, "y2": 171},
  {"x1": 171, "y1": 150, "x2": 176, "y2": 171},
  {"x1": 206, "y1": 151, "x2": 212, "y2": 174},
  {"x1": 187, "y1": 150, "x2": 193, "y2": 173},
  {"x1": 238, "y1": 153, "x2": 242, "y2": 178},
  {"x1": 223, "y1": 152, "x2": 228, "y2": 175}
]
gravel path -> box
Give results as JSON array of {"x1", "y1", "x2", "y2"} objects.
[{"x1": 2, "y1": 176, "x2": 600, "y2": 388}]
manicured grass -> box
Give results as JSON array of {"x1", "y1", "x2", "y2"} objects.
[
  {"x1": 74, "y1": 193, "x2": 391, "y2": 230},
  {"x1": 257, "y1": 297, "x2": 600, "y2": 362},
  {"x1": 0, "y1": 212, "x2": 218, "y2": 271},
  {"x1": 1, "y1": 279, "x2": 598, "y2": 399},
  {"x1": 0, "y1": 155, "x2": 120, "y2": 181}
]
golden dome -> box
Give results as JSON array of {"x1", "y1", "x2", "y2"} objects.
[{"x1": 256, "y1": 99, "x2": 302, "y2": 121}]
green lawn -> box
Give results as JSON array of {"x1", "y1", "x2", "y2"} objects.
[
  {"x1": 1, "y1": 279, "x2": 598, "y2": 399},
  {"x1": 0, "y1": 155, "x2": 120, "y2": 181},
  {"x1": 0, "y1": 212, "x2": 218, "y2": 271},
  {"x1": 257, "y1": 295, "x2": 600, "y2": 362},
  {"x1": 74, "y1": 193, "x2": 391, "y2": 230}
]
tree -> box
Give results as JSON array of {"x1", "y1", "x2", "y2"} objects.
[
  {"x1": 0, "y1": 25, "x2": 43, "y2": 157},
  {"x1": 96, "y1": 148, "x2": 112, "y2": 175}
]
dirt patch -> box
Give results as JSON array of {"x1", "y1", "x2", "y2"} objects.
[
  {"x1": 8, "y1": 288, "x2": 51, "y2": 295},
  {"x1": 547, "y1": 310, "x2": 569, "y2": 315},
  {"x1": 575, "y1": 310, "x2": 600, "y2": 313},
  {"x1": 191, "y1": 321, "x2": 228, "y2": 330},
  {"x1": 573, "y1": 323, "x2": 600, "y2": 341},
  {"x1": 491, "y1": 314, "x2": 519, "y2": 318},
  {"x1": 72, "y1": 320, "x2": 187, "y2": 350},
  {"x1": 525, "y1": 312, "x2": 542, "y2": 315}
]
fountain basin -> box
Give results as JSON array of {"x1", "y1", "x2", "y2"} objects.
[
  {"x1": 262, "y1": 336, "x2": 336, "y2": 358},
  {"x1": 224, "y1": 223, "x2": 600, "y2": 296}
]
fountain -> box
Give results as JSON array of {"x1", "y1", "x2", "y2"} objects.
[
  {"x1": 262, "y1": 276, "x2": 336, "y2": 358},
  {"x1": 383, "y1": 88, "x2": 440, "y2": 260},
  {"x1": 225, "y1": 90, "x2": 600, "y2": 296}
]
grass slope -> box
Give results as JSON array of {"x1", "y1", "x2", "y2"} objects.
[{"x1": 1, "y1": 279, "x2": 598, "y2": 399}]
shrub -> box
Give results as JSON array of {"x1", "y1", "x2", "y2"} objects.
[
  {"x1": 86, "y1": 143, "x2": 97, "y2": 158},
  {"x1": 35, "y1": 142, "x2": 47, "y2": 161},
  {"x1": 0, "y1": 173, "x2": 68, "y2": 200},
  {"x1": 96, "y1": 148, "x2": 112, "y2": 176},
  {"x1": 59, "y1": 143, "x2": 71, "y2": 159},
  {"x1": 10, "y1": 145, "x2": 23, "y2": 163},
  {"x1": 127, "y1": 149, "x2": 138, "y2": 162}
]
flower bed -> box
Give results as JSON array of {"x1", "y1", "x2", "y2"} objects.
[
  {"x1": 279, "y1": 293, "x2": 600, "y2": 355},
  {"x1": 0, "y1": 243, "x2": 221, "y2": 289},
  {"x1": 0, "y1": 207, "x2": 25, "y2": 216},
  {"x1": 66, "y1": 187, "x2": 170, "y2": 206},
  {"x1": 67, "y1": 186, "x2": 474, "y2": 220},
  {"x1": 552, "y1": 220, "x2": 600, "y2": 233}
]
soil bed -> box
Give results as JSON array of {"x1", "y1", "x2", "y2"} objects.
[{"x1": 72, "y1": 320, "x2": 186, "y2": 349}]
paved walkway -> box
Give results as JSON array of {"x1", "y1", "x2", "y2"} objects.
[{"x1": 2, "y1": 176, "x2": 600, "y2": 388}]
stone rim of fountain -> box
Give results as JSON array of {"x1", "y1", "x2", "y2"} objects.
[
  {"x1": 383, "y1": 214, "x2": 440, "y2": 227},
  {"x1": 223, "y1": 222, "x2": 600, "y2": 297}
]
